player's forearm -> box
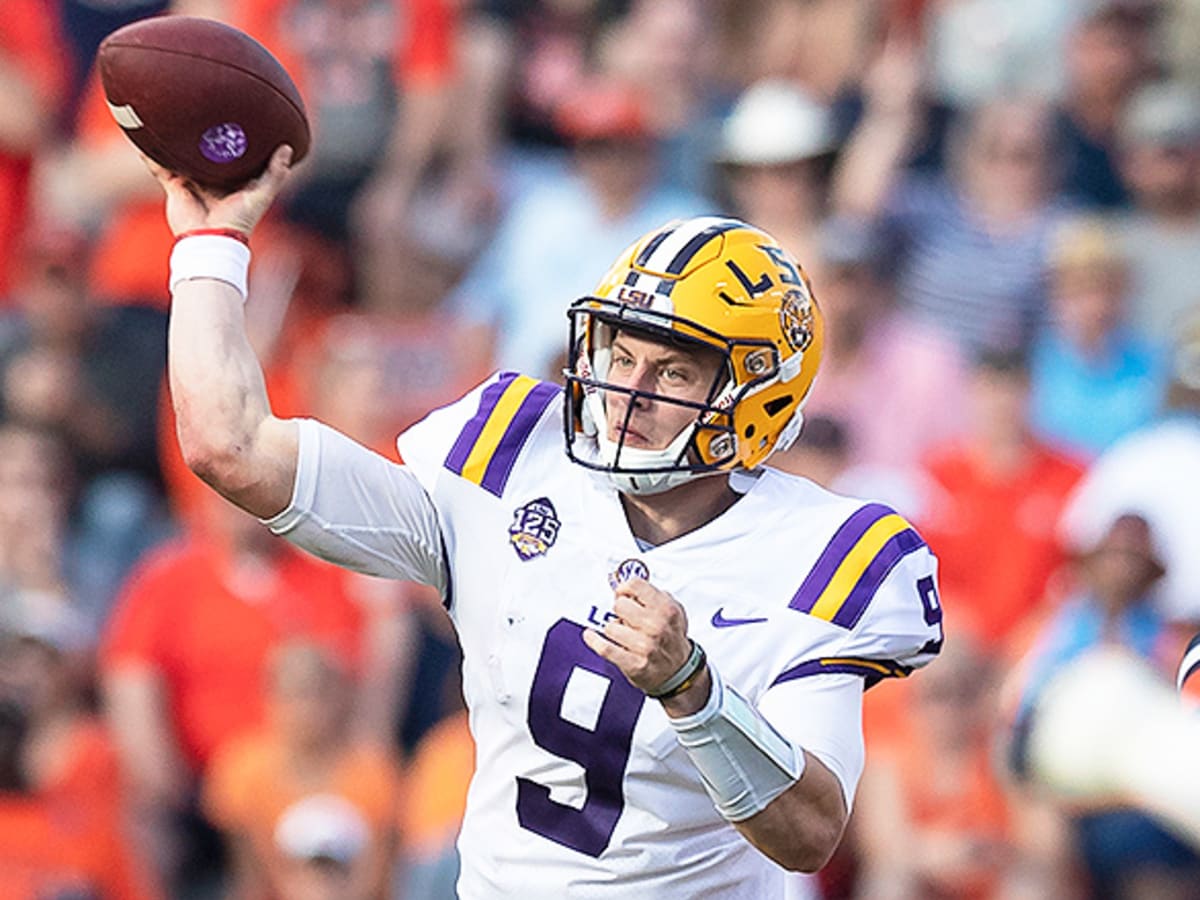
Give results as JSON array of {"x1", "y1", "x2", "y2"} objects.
[
  {"x1": 733, "y1": 753, "x2": 848, "y2": 872},
  {"x1": 665, "y1": 664, "x2": 849, "y2": 871},
  {"x1": 168, "y1": 279, "x2": 296, "y2": 513}
]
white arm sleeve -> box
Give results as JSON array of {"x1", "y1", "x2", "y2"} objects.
[
  {"x1": 758, "y1": 674, "x2": 866, "y2": 812},
  {"x1": 262, "y1": 419, "x2": 448, "y2": 597}
]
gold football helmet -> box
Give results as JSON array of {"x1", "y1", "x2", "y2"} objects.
[{"x1": 565, "y1": 216, "x2": 824, "y2": 494}]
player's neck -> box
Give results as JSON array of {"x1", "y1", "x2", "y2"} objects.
[{"x1": 619, "y1": 475, "x2": 740, "y2": 547}]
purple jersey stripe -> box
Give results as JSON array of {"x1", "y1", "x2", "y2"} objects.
[
  {"x1": 789, "y1": 503, "x2": 893, "y2": 613},
  {"x1": 479, "y1": 381, "x2": 562, "y2": 496},
  {"x1": 770, "y1": 657, "x2": 912, "y2": 688},
  {"x1": 444, "y1": 372, "x2": 520, "y2": 475},
  {"x1": 830, "y1": 528, "x2": 927, "y2": 629}
]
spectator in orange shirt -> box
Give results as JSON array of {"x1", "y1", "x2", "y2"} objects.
[
  {"x1": 917, "y1": 347, "x2": 1086, "y2": 648},
  {"x1": 233, "y1": 0, "x2": 458, "y2": 244},
  {"x1": 0, "y1": 0, "x2": 68, "y2": 305},
  {"x1": 0, "y1": 786, "x2": 153, "y2": 900},
  {"x1": 204, "y1": 640, "x2": 402, "y2": 900},
  {"x1": 275, "y1": 183, "x2": 495, "y2": 461},
  {"x1": 854, "y1": 637, "x2": 1023, "y2": 900},
  {"x1": 99, "y1": 489, "x2": 396, "y2": 897},
  {"x1": 398, "y1": 706, "x2": 471, "y2": 900},
  {"x1": 0, "y1": 592, "x2": 159, "y2": 900}
]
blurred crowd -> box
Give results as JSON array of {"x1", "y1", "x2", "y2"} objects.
[{"x1": 3, "y1": 0, "x2": 1200, "y2": 898}]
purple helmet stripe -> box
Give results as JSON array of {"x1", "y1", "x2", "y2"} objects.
[
  {"x1": 634, "y1": 225, "x2": 677, "y2": 267},
  {"x1": 664, "y1": 219, "x2": 742, "y2": 274}
]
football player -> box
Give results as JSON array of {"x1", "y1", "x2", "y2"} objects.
[{"x1": 153, "y1": 145, "x2": 943, "y2": 897}]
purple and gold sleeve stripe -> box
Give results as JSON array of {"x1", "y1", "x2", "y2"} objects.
[
  {"x1": 790, "y1": 503, "x2": 926, "y2": 629},
  {"x1": 443, "y1": 372, "x2": 561, "y2": 497},
  {"x1": 770, "y1": 656, "x2": 912, "y2": 689}
]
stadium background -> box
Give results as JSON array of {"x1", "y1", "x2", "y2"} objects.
[{"x1": 1, "y1": 0, "x2": 1200, "y2": 897}]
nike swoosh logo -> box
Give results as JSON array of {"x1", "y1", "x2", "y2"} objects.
[{"x1": 711, "y1": 608, "x2": 769, "y2": 628}]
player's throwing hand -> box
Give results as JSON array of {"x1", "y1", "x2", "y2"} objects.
[{"x1": 145, "y1": 143, "x2": 294, "y2": 238}]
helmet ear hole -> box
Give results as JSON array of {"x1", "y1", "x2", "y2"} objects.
[
  {"x1": 745, "y1": 424, "x2": 756, "y2": 438},
  {"x1": 763, "y1": 395, "x2": 793, "y2": 417}
]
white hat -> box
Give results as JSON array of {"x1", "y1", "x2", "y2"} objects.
[
  {"x1": 1122, "y1": 81, "x2": 1200, "y2": 147},
  {"x1": 274, "y1": 794, "x2": 370, "y2": 866},
  {"x1": 720, "y1": 80, "x2": 837, "y2": 166},
  {"x1": 0, "y1": 589, "x2": 89, "y2": 653}
]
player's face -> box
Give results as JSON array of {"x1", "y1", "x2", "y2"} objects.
[{"x1": 603, "y1": 331, "x2": 725, "y2": 450}]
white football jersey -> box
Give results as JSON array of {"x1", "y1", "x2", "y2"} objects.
[{"x1": 389, "y1": 372, "x2": 943, "y2": 899}]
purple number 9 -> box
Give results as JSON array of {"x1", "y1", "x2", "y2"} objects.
[
  {"x1": 917, "y1": 575, "x2": 942, "y2": 626},
  {"x1": 516, "y1": 618, "x2": 646, "y2": 857}
]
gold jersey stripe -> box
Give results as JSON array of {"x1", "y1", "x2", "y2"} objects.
[
  {"x1": 459, "y1": 375, "x2": 541, "y2": 485},
  {"x1": 807, "y1": 514, "x2": 910, "y2": 622}
]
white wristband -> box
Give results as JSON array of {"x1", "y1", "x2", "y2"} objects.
[
  {"x1": 169, "y1": 234, "x2": 251, "y2": 301},
  {"x1": 670, "y1": 665, "x2": 805, "y2": 822}
]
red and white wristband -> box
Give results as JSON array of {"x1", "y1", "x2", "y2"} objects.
[{"x1": 168, "y1": 228, "x2": 251, "y2": 301}]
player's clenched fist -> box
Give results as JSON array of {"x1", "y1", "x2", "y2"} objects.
[{"x1": 583, "y1": 578, "x2": 709, "y2": 711}]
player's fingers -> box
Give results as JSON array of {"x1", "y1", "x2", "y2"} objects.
[
  {"x1": 613, "y1": 578, "x2": 654, "y2": 606},
  {"x1": 583, "y1": 626, "x2": 623, "y2": 661},
  {"x1": 139, "y1": 151, "x2": 168, "y2": 180},
  {"x1": 259, "y1": 144, "x2": 293, "y2": 185},
  {"x1": 617, "y1": 578, "x2": 678, "y2": 612},
  {"x1": 237, "y1": 144, "x2": 293, "y2": 205},
  {"x1": 600, "y1": 618, "x2": 655, "y2": 657},
  {"x1": 583, "y1": 628, "x2": 645, "y2": 682},
  {"x1": 140, "y1": 152, "x2": 191, "y2": 195},
  {"x1": 615, "y1": 582, "x2": 686, "y2": 634},
  {"x1": 611, "y1": 592, "x2": 652, "y2": 628}
]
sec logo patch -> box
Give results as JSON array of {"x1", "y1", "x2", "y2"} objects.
[{"x1": 608, "y1": 558, "x2": 650, "y2": 589}]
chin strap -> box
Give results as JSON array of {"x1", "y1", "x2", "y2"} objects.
[
  {"x1": 773, "y1": 407, "x2": 806, "y2": 455},
  {"x1": 597, "y1": 427, "x2": 705, "y2": 495}
]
